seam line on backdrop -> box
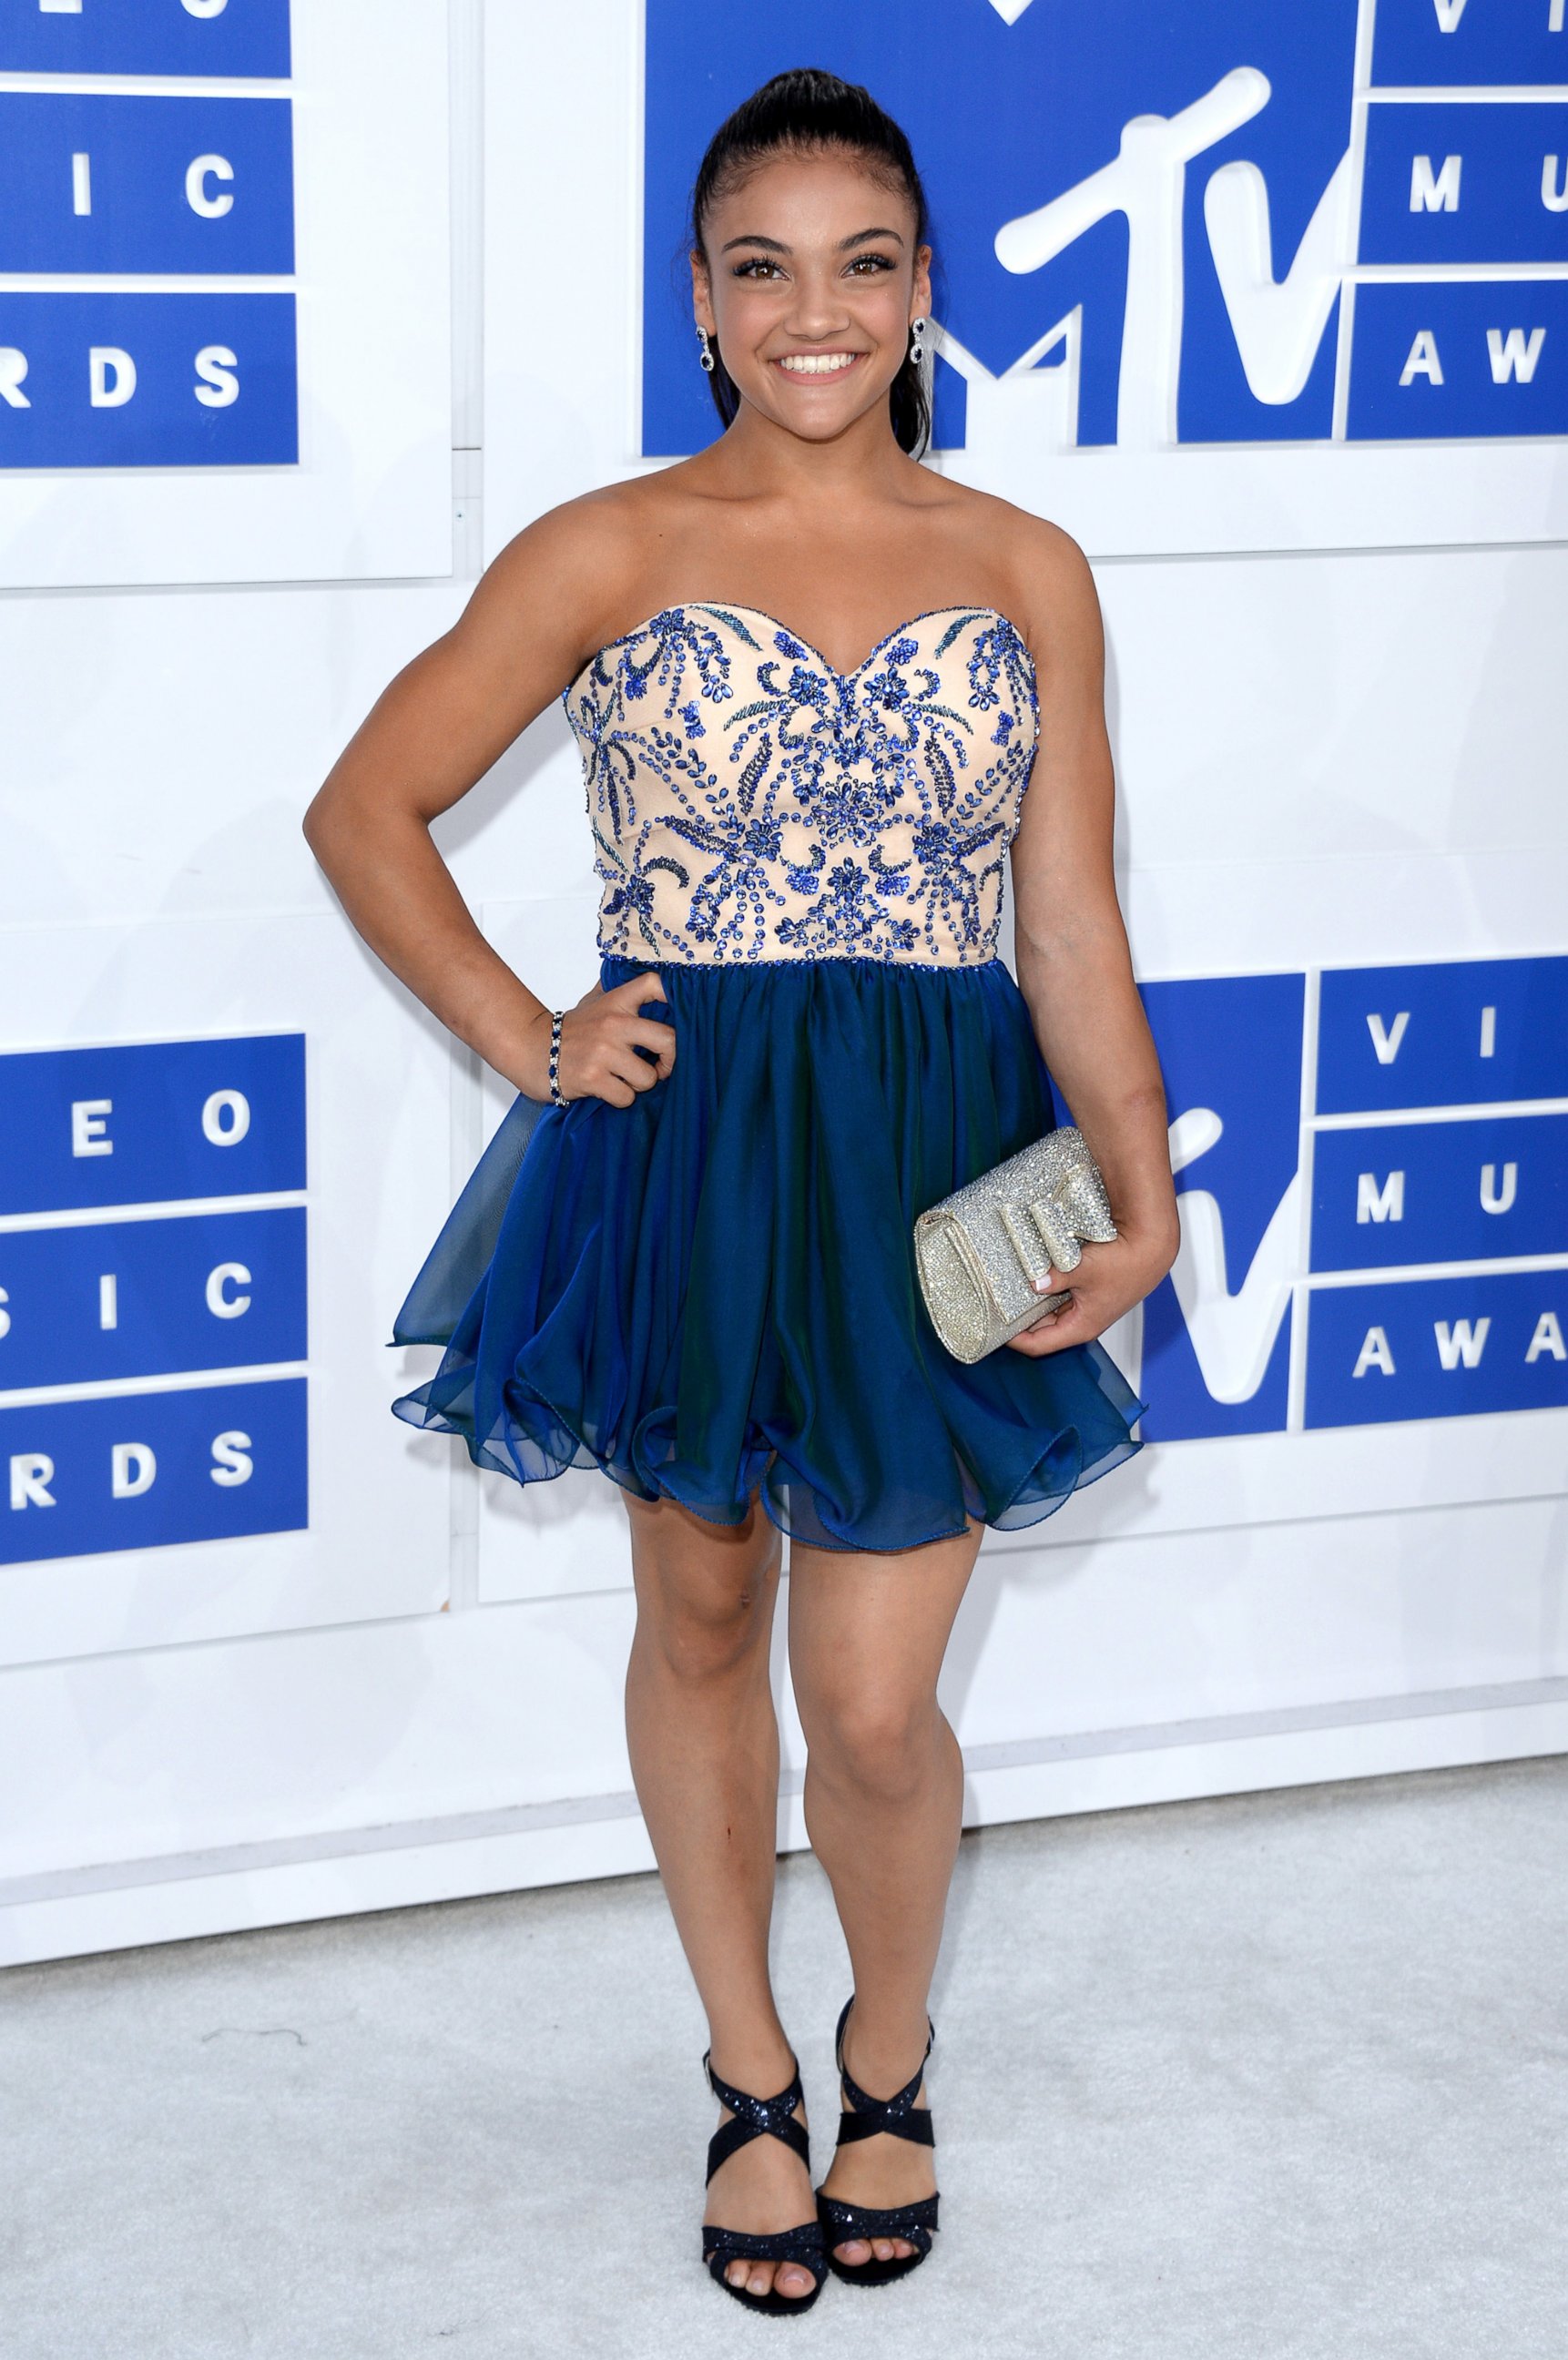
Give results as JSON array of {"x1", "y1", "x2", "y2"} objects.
[
  {"x1": 1312, "y1": 1100, "x2": 1568, "y2": 1128},
  {"x1": 1287, "y1": 966, "x2": 1320, "y2": 1429},
  {"x1": 5, "y1": 1677, "x2": 1566, "y2": 1910},
  {"x1": 1364, "y1": 86, "x2": 1568, "y2": 103},
  {"x1": 1305, "y1": 1254, "x2": 1568, "y2": 1289},
  {"x1": 0, "y1": 276, "x2": 299, "y2": 293},
  {"x1": 0, "y1": 76, "x2": 292, "y2": 98},
  {"x1": 0, "y1": 1191, "x2": 306, "y2": 1233},
  {"x1": 0, "y1": 1362, "x2": 308, "y2": 1411},
  {"x1": 1332, "y1": 0, "x2": 1377, "y2": 442},
  {"x1": 5, "y1": 1482, "x2": 1566, "y2": 1674}
]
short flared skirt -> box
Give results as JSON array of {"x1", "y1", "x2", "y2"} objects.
[{"x1": 389, "y1": 951, "x2": 1147, "y2": 1554}]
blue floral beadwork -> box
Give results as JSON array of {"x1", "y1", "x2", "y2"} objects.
[{"x1": 561, "y1": 604, "x2": 1040, "y2": 968}]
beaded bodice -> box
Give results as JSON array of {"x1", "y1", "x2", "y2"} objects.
[{"x1": 561, "y1": 604, "x2": 1039, "y2": 969}]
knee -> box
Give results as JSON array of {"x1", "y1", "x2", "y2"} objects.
[
  {"x1": 804, "y1": 1689, "x2": 938, "y2": 1806},
  {"x1": 637, "y1": 1543, "x2": 780, "y2": 1686},
  {"x1": 650, "y1": 1588, "x2": 767, "y2": 1684}
]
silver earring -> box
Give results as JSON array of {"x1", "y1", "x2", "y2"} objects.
[
  {"x1": 696, "y1": 326, "x2": 716, "y2": 374},
  {"x1": 909, "y1": 315, "x2": 927, "y2": 363}
]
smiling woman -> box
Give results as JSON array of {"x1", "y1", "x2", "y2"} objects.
[
  {"x1": 302, "y1": 60, "x2": 1176, "y2": 2330},
  {"x1": 688, "y1": 70, "x2": 934, "y2": 459}
]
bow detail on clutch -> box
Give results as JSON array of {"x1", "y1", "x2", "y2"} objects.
[
  {"x1": 912, "y1": 1124, "x2": 1119, "y2": 1363},
  {"x1": 996, "y1": 1159, "x2": 1115, "y2": 1288}
]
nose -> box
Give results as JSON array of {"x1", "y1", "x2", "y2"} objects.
[{"x1": 781, "y1": 261, "x2": 854, "y2": 344}]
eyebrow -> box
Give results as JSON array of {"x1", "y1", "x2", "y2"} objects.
[{"x1": 718, "y1": 226, "x2": 907, "y2": 255}]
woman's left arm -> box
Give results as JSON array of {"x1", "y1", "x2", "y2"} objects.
[{"x1": 1003, "y1": 524, "x2": 1180, "y2": 1358}]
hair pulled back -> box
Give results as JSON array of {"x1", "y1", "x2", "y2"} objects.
[{"x1": 688, "y1": 67, "x2": 932, "y2": 458}]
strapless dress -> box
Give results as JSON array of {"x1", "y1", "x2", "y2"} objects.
[{"x1": 389, "y1": 603, "x2": 1145, "y2": 1553}]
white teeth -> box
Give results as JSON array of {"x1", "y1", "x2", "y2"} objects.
[{"x1": 776, "y1": 353, "x2": 857, "y2": 375}]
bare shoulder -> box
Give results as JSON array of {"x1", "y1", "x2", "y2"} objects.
[
  {"x1": 989, "y1": 494, "x2": 1100, "y2": 646},
  {"x1": 468, "y1": 483, "x2": 646, "y2": 648},
  {"x1": 937, "y1": 478, "x2": 1102, "y2": 669},
  {"x1": 468, "y1": 463, "x2": 725, "y2": 677}
]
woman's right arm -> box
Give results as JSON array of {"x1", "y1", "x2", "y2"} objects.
[{"x1": 300, "y1": 499, "x2": 676, "y2": 1107}]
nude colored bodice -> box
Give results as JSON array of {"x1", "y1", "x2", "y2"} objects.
[{"x1": 561, "y1": 603, "x2": 1039, "y2": 969}]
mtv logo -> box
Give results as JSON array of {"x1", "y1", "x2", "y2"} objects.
[
  {"x1": 643, "y1": 0, "x2": 1361, "y2": 459},
  {"x1": 1131, "y1": 973, "x2": 1305, "y2": 1442}
]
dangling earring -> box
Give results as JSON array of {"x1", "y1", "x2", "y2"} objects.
[
  {"x1": 696, "y1": 326, "x2": 716, "y2": 374},
  {"x1": 909, "y1": 315, "x2": 927, "y2": 364}
]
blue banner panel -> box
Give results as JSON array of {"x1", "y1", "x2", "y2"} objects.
[
  {"x1": 1310, "y1": 1113, "x2": 1568, "y2": 1271},
  {"x1": 0, "y1": 95, "x2": 293, "y2": 273},
  {"x1": 0, "y1": 1378, "x2": 307, "y2": 1565},
  {"x1": 642, "y1": 0, "x2": 1359, "y2": 457},
  {"x1": 0, "y1": 0, "x2": 290, "y2": 79},
  {"x1": 0, "y1": 94, "x2": 294, "y2": 274},
  {"x1": 1305, "y1": 1269, "x2": 1568, "y2": 1429},
  {"x1": 0, "y1": 1033, "x2": 305, "y2": 1216},
  {"x1": 0, "y1": 1208, "x2": 306, "y2": 1389},
  {"x1": 1348, "y1": 278, "x2": 1568, "y2": 441},
  {"x1": 1359, "y1": 102, "x2": 1568, "y2": 268},
  {"x1": 1371, "y1": 0, "x2": 1566, "y2": 89},
  {"x1": 0, "y1": 291, "x2": 296, "y2": 466},
  {"x1": 1316, "y1": 956, "x2": 1568, "y2": 1114},
  {"x1": 1133, "y1": 971, "x2": 1304, "y2": 1439}
]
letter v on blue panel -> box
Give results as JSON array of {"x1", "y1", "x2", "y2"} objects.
[{"x1": 1132, "y1": 956, "x2": 1568, "y2": 1442}]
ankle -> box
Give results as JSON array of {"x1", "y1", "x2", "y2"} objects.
[
  {"x1": 841, "y1": 2005, "x2": 931, "y2": 2100},
  {"x1": 708, "y1": 2024, "x2": 799, "y2": 2103}
]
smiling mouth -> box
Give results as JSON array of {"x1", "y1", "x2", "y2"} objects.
[{"x1": 771, "y1": 351, "x2": 863, "y2": 378}]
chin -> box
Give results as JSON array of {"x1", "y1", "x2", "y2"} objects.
[{"x1": 745, "y1": 386, "x2": 893, "y2": 441}]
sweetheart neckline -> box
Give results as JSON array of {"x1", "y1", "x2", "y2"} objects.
[{"x1": 562, "y1": 601, "x2": 1037, "y2": 707}]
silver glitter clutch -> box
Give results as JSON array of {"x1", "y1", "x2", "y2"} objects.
[{"x1": 913, "y1": 1126, "x2": 1118, "y2": 1364}]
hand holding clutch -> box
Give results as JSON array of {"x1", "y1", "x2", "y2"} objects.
[{"x1": 912, "y1": 1126, "x2": 1119, "y2": 1363}]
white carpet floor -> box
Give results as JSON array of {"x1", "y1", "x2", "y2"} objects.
[{"x1": 5, "y1": 1756, "x2": 1566, "y2": 2358}]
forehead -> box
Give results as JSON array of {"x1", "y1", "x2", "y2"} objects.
[{"x1": 705, "y1": 145, "x2": 916, "y2": 236}]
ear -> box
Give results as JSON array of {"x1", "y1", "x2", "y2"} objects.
[
  {"x1": 689, "y1": 247, "x2": 716, "y2": 337},
  {"x1": 911, "y1": 243, "x2": 933, "y2": 326}
]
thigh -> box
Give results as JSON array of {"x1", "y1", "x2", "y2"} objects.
[{"x1": 785, "y1": 1516, "x2": 985, "y2": 1723}]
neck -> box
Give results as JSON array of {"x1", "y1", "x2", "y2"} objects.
[{"x1": 697, "y1": 395, "x2": 917, "y2": 508}]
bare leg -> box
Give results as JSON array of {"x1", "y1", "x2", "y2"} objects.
[
  {"x1": 621, "y1": 1485, "x2": 816, "y2": 2302},
  {"x1": 788, "y1": 1514, "x2": 983, "y2": 2268}
]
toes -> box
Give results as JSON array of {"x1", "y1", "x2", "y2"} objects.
[
  {"x1": 837, "y1": 2234, "x2": 913, "y2": 2266},
  {"x1": 719, "y1": 2256, "x2": 817, "y2": 2301}
]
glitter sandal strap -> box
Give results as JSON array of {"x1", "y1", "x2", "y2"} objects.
[
  {"x1": 700, "y1": 2049, "x2": 827, "y2": 2315},
  {"x1": 818, "y1": 1994, "x2": 941, "y2": 2287},
  {"x1": 816, "y1": 2190, "x2": 941, "y2": 2251},
  {"x1": 831, "y1": 1993, "x2": 936, "y2": 2147},
  {"x1": 701, "y1": 2222, "x2": 827, "y2": 2269},
  {"x1": 703, "y1": 2050, "x2": 811, "y2": 2182}
]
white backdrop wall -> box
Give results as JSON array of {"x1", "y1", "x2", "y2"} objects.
[{"x1": 2, "y1": 0, "x2": 1565, "y2": 1968}]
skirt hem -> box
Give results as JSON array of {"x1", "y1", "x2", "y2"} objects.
[{"x1": 390, "y1": 1354, "x2": 1149, "y2": 1558}]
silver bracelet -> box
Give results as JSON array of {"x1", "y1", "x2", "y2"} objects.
[{"x1": 547, "y1": 1009, "x2": 571, "y2": 1108}]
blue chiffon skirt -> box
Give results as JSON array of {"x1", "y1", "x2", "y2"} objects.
[{"x1": 390, "y1": 951, "x2": 1147, "y2": 1553}]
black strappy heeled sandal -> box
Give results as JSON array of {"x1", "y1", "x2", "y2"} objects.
[
  {"x1": 815, "y1": 1994, "x2": 940, "y2": 2287},
  {"x1": 699, "y1": 2050, "x2": 829, "y2": 2316}
]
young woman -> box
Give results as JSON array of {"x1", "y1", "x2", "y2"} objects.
[{"x1": 304, "y1": 70, "x2": 1177, "y2": 2317}]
